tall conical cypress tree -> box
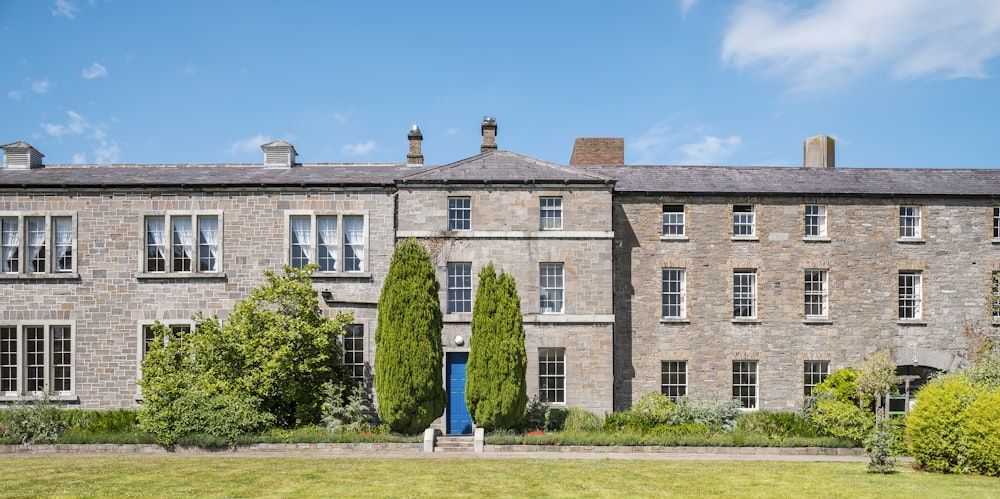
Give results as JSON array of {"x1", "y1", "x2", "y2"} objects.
[
  {"x1": 374, "y1": 239, "x2": 445, "y2": 434},
  {"x1": 466, "y1": 262, "x2": 527, "y2": 430}
]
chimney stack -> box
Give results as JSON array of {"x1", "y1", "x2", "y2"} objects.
[
  {"x1": 803, "y1": 135, "x2": 835, "y2": 168},
  {"x1": 481, "y1": 117, "x2": 498, "y2": 154},
  {"x1": 569, "y1": 138, "x2": 625, "y2": 165},
  {"x1": 407, "y1": 125, "x2": 423, "y2": 165},
  {"x1": 1, "y1": 141, "x2": 44, "y2": 169}
]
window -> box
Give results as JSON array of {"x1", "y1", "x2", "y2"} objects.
[
  {"x1": 733, "y1": 205, "x2": 755, "y2": 237},
  {"x1": 899, "y1": 206, "x2": 921, "y2": 239},
  {"x1": 343, "y1": 324, "x2": 365, "y2": 382},
  {"x1": 538, "y1": 348, "x2": 565, "y2": 404},
  {"x1": 991, "y1": 272, "x2": 1000, "y2": 323},
  {"x1": 539, "y1": 197, "x2": 563, "y2": 230},
  {"x1": 140, "y1": 323, "x2": 191, "y2": 363},
  {"x1": 662, "y1": 205, "x2": 685, "y2": 236},
  {"x1": 448, "y1": 197, "x2": 471, "y2": 231},
  {"x1": 447, "y1": 263, "x2": 473, "y2": 313},
  {"x1": 145, "y1": 213, "x2": 221, "y2": 274},
  {"x1": 288, "y1": 213, "x2": 365, "y2": 272},
  {"x1": 993, "y1": 207, "x2": 999, "y2": 239},
  {"x1": 804, "y1": 205, "x2": 827, "y2": 238},
  {"x1": 804, "y1": 270, "x2": 828, "y2": 318},
  {"x1": 0, "y1": 324, "x2": 74, "y2": 396},
  {"x1": 732, "y1": 360, "x2": 758, "y2": 409},
  {"x1": 662, "y1": 268, "x2": 686, "y2": 318},
  {"x1": 660, "y1": 361, "x2": 687, "y2": 401},
  {"x1": 1, "y1": 214, "x2": 76, "y2": 275},
  {"x1": 898, "y1": 271, "x2": 923, "y2": 320},
  {"x1": 804, "y1": 361, "x2": 830, "y2": 397},
  {"x1": 733, "y1": 270, "x2": 757, "y2": 319},
  {"x1": 539, "y1": 263, "x2": 564, "y2": 314}
]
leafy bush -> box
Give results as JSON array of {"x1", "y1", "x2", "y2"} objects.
[
  {"x1": 562, "y1": 407, "x2": 602, "y2": 433},
  {"x1": 630, "y1": 393, "x2": 676, "y2": 426},
  {"x1": 906, "y1": 375, "x2": 979, "y2": 473},
  {"x1": 321, "y1": 382, "x2": 369, "y2": 433},
  {"x1": 735, "y1": 410, "x2": 819, "y2": 440},
  {"x1": 668, "y1": 396, "x2": 743, "y2": 432},
  {"x1": 865, "y1": 419, "x2": 897, "y2": 474},
  {"x1": 810, "y1": 395, "x2": 874, "y2": 443},
  {"x1": 521, "y1": 396, "x2": 553, "y2": 432},
  {"x1": 1, "y1": 395, "x2": 65, "y2": 445},
  {"x1": 62, "y1": 409, "x2": 138, "y2": 433},
  {"x1": 650, "y1": 422, "x2": 711, "y2": 437},
  {"x1": 962, "y1": 353, "x2": 1000, "y2": 390},
  {"x1": 812, "y1": 367, "x2": 860, "y2": 404},
  {"x1": 963, "y1": 389, "x2": 1000, "y2": 476}
]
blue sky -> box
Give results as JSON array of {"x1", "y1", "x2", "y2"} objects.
[{"x1": 3, "y1": 0, "x2": 1000, "y2": 168}]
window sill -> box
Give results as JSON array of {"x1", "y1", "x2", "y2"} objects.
[
  {"x1": 660, "y1": 318, "x2": 690, "y2": 324},
  {"x1": 992, "y1": 239, "x2": 1000, "y2": 244},
  {"x1": 660, "y1": 235, "x2": 689, "y2": 242},
  {"x1": 803, "y1": 318, "x2": 833, "y2": 325},
  {"x1": 310, "y1": 272, "x2": 372, "y2": 280},
  {"x1": 897, "y1": 320, "x2": 927, "y2": 326},
  {"x1": 443, "y1": 313, "x2": 473, "y2": 323},
  {"x1": 896, "y1": 238, "x2": 925, "y2": 244},
  {"x1": 0, "y1": 273, "x2": 81, "y2": 280},
  {"x1": 137, "y1": 271, "x2": 228, "y2": 280},
  {"x1": 803, "y1": 237, "x2": 831, "y2": 243},
  {"x1": 524, "y1": 314, "x2": 615, "y2": 324},
  {"x1": 731, "y1": 236, "x2": 759, "y2": 242},
  {"x1": 731, "y1": 318, "x2": 761, "y2": 324}
]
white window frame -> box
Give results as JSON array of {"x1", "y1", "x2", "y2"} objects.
[
  {"x1": 733, "y1": 270, "x2": 757, "y2": 319},
  {"x1": 804, "y1": 360, "x2": 830, "y2": 397},
  {"x1": 136, "y1": 321, "x2": 194, "y2": 393},
  {"x1": 343, "y1": 324, "x2": 365, "y2": 383},
  {"x1": 733, "y1": 205, "x2": 755, "y2": 237},
  {"x1": 539, "y1": 263, "x2": 565, "y2": 314},
  {"x1": 661, "y1": 268, "x2": 686, "y2": 319},
  {"x1": 538, "y1": 347, "x2": 565, "y2": 404},
  {"x1": 448, "y1": 197, "x2": 471, "y2": 231},
  {"x1": 539, "y1": 197, "x2": 563, "y2": 230},
  {"x1": 0, "y1": 323, "x2": 75, "y2": 398},
  {"x1": 804, "y1": 269, "x2": 829, "y2": 319},
  {"x1": 0, "y1": 213, "x2": 78, "y2": 276},
  {"x1": 142, "y1": 211, "x2": 223, "y2": 275},
  {"x1": 804, "y1": 204, "x2": 827, "y2": 238},
  {"x1": 286, "y1": 212, "x2": 367, "y2": 274},
  {"x1": 446, "y1": 262, "x2": 473, "y2": 313},
  {"x1": 899, "y1": 205, "x2": 922, "y2": 239},
  {"x1": 733, "y1": 360, "x2": 758, "y2": 410},
  {"x1": 992, "y1": 272, "x2": 1000, "y2": 324},
  {"x1": 660, "y1": 360, "x2": 687, "y2": 401},
  {"x1": 993, "y1": 207, "x2": 1000, "y2": 240},
  {"x1": 898, "y1": 271, "x2": 923, "y2": 320},
  {"x1": 662, "y1": 205, "x2": 685, "y2": 236}
]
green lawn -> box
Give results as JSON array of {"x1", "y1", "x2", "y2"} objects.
[{"x1": 0, "y1": 457, "x2": 995, "y2": 498}]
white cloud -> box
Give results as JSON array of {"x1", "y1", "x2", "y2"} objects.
[
  {"x1": 721, "y1": 0, "x2": 1000, "y2": 90},
  {"x1": 341, "y1": 140, "x2": 377, "y2": 156},
  {"x1": 228, "y1": 134, "x2": 272, "y2": 157},
  {"x1": 92, "y1": 129, "x2": 120, "y2": 163},
  {"x1": 41, "y1": 110, "x2": 88, "y2": 138},
  {"x1": 40, "y1": 110, "x2": 121, "y2": 163},
  {"x1": 31, "y1": 79, "x2": 51, "y2": 94},
  {"x1": 52, "y1": 0, "x2": 79, "y2": 19},
  {"x1": 82, "y1": 63, "x2": 107, "y2": 79},
  {"x1": 8, "y1": 90, "x2": 23, "y2": 101},
  {"x1": 629, "y1": 123, "x2": 682, "y2": 163},
  {"x1": 678, "y1": 135, "x2": 743, "y2": 165},
  {"x1": 680, "y1": 0, "x2": 699, "y2": 16},
  {"x1": 332, "y1": 112, "x2": 350, "y2": 124}
]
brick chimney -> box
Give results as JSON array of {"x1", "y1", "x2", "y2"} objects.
[
  {"x1": 261, "y1": 140, "x2": 298, "y2": 168},
  {"x1": 407, "y1": 125, "x2": 423, "y2": 165},
  {"x1": 1, "y1": 141, "x2": 44, "y2": 169},
  {"x1": 803, "y1": 135, "x2": 835, "y2": 168},
  {"x1": 481, "y1": 117, "x2": 498, "y2": 154},
  {"x1": 569, "y1": 138, "x2": 624, "y2": 165}
]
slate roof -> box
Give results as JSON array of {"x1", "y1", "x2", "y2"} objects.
[
  {"x1": 398, "y1": 150, "x2": 613, "y2": 185},
  {"x1": 575, "y1": 165, "x2": 1000, "y2": 197}
]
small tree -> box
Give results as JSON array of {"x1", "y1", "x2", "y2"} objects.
[
  {"x1": 855, "y1": 349, "x2": 897, "y2": 414},
  {"x1": 374, "y1": 239, "x2": 446, "y2": 434},
  {"x1": 466, "y1": 263, "x2": 527, "y2": 430}
]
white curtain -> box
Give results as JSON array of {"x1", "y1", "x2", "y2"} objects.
[
  {"x1": 198, "y1": 217, "x2": 219, "y2": 272},
  {"x1": 1, "y1": 219, "x2": 18, "y2": 273},
  {"x1": 290, "y1": 216, "x2": 312, "y2": 266},
  {"x1": 344, "y1": 216, "x2": 364, "y2": 271},
  {"x1": 54, "y1": 218, "x2": 72, "y2": 271},
  {"x1": 317, "y1": 217, "x2": 338, "y2": 271},
  {"x1": 27, "y1": 218, "x2": 45, "y2": 271},
  {"x1": 146, "y1": 217, "x2": 166, "y2": 269},
  {"x1": 173, "y1": 217, "x2": 194, "y2": 267}
]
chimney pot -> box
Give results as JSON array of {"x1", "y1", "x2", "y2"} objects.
[
  {"x1": 803, "y1": 135, "x2": 835, "y2": 168},
  {"x1": 407, "y1": 125, "x2": 424, "y2": 165},
  {"x1": 481, "y1": 117, "x2": 498, "y2": 154}
]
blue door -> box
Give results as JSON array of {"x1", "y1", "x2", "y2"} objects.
[{"x1": 446, "y1": 352, "x2": 472, "y2": 435}]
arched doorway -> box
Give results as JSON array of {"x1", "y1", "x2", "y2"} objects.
[{"x1": 888, "y1": 364, "x2": 941, "y2": 416}]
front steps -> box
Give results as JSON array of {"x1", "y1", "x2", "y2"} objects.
[{"x1": 424, "y1": 427, "x2": 485, "y2": 453}]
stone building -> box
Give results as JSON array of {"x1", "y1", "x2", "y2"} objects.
[{"x1": 1, "y1": 122, "x2": 998, "y2": 431}]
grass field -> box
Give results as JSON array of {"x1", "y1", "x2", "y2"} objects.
[{"x1": 0, "y1": 457, "x2": 996, "y2": 498}]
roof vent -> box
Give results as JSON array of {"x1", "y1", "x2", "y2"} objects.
[
  {"x1": 569, "y1": 138, "x2": 625, "y2": 165},
  {"x1": 1, "y1": 141, "x2": 44, "y2": 169},
  {"x1": 261, "y1": 140, "x2": 298, "y2": 168},
  {"x1": 407, "y1": 124, "x2": 423, "y2": 165},
  {"x1": 481, "y1": 117, "x2": 498, "y2": 154},
  {"x1": 803, "y1": 135, "x2": 835, "y2": 168}
]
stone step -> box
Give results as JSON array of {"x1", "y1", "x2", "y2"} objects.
[{"x1": 434, "y1": 436, "x2": 475, "y2": 452}]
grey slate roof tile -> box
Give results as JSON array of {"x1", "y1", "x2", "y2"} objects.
[{"x1": 398, "y1": 150, "x2": 613, "y2": 184}]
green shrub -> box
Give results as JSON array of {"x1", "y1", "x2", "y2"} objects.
[
  {"x1": 865, "y1": 419, "x2": 897, "y2": 474},
  {"x1": 810, "y1": 395, "x2": 873, "y2": 443},
  {"x1": 630, "y1": 392, "x2": 676, "y2": 426},
  {"x1": 736, "y1": 410, "x2": 819, "y2": 440},
  {"x1": 2, "y1": 395, "x2": 65, "y2": 445},
  {"x1": 964, "y1": 389, "x2": 1000, "y2": 476},
  {"x1": 906, "y1": 375, "x2": 979, "y2": 473},
  {"x1": 812, "y1": 367, "x2": 860, "y2": 404},
  {"x1": 650, "y1": 422, "x2": 711, "y2": 437},
  {"x1": 321, "y1": 382, "x2": 370, "y2": 433},
  {"x1": 668, "y1": 396, "x2": 743, "y2": 432},
  {"x1": 521, "y1": 396, "x2": 551, "y2": 431},
  {"x1": 62, "y1": 409, "x2": 138, "y2": 433},
  {"x1": 962, "y1": 353, "x2": 1000, "y2": 390},
  {"x1": 562, "y1": 407, "x2": 602, "y2": 433}
]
